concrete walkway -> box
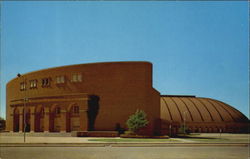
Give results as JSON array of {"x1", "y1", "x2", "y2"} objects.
[
  {"x1": 1, "y1": 136, "x2": 92, "y2": 143},
  {"x1": 0, "y1": 133, "x2": 249, "y2": 147}
]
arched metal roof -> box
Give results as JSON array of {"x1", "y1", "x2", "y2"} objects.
[{"x1": 161, "y1": 96, "x2": 248, "y2": 123}]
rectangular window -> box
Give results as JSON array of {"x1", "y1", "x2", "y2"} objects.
[
  {"x1": 73, "y1": 106, "x2": 79, "y2": 114},
  {"x1": 56, "y1": 76, "x2": 65, "y2": 84},
  {"x1": 20, "y1": 82, "x2": 26, "y2": 91},
  {"x1": 30, "y1": 80, "x2": 37, "y2": 89},
  {"x1": 42, "y1": 78, "x2": 50, "y2": 87},
  {"x1": 71, "y1": 73, "x2": 82, "y2": 82},
  {"x1": 72, "y1": 74, "x2": 77, "y2": 82},
  {"x1": 77, "y1": 74, "x2": 82, "y2": 82},
  {"x1": 55, "y1": 107, "x2": 60, "y2": 114}
]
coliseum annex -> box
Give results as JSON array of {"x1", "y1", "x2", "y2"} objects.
[{"x1": 6, "y1": 62, "x2": 249, "y2": 135}]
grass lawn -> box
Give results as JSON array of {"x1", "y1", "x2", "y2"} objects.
[
  {"x1": 186, "y1": 138, "x2": 229, "y2": 142},
  {"x1": 185, "y1": 138, "x2": 249, "y2": 143},
  {"x1": 88, "y1": 133, "x2": 249, "y2": 143},
  {"x1": 176, "y1": 133, "x2": 249, "y2": 143},
  {"x1": 88, "y1": 138, "x2": 179, "y2": 142}
]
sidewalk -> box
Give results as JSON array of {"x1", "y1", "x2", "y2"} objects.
[
  {"x1": 1, "y1": 142, "x2": 248, "y2": 147},
  {"x1": 0, "y1": 133, "x2": 249, "y2": 147},
  {"x1": 0, "y1": 136, "x2": 91, "y2": 143}
]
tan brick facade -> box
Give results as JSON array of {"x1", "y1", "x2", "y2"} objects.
[
  {"x1": 6, "y1": 61, "x2": 248, "y2": 135},
  {"x1": 6, "y1": 62, "x2": 160, "y2": 135}
]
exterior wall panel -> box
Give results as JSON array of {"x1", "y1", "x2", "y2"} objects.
[
  {"x1": 6, "y1": 62, "x2": 160, "y2": 134},
  {"x1": 5, "y1": 61, "x2": 249, "y2": 135}
]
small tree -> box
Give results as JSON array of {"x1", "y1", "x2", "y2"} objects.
[
  {"x1": 178, "y1": 124, "x2": 190, "y2": 135},
  {"x1": 126, "y1": 109, "x2": 149, "y2": 134}
]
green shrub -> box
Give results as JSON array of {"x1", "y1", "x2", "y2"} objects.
[
  {"x1": 126, "y1": 109, "x2": 149, "y2": 134},
  {"x1": 178, "y1": 124, "x2": 190, "y2": 135}
]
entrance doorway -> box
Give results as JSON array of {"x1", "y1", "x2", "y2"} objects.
[
  {"x1": 13, "y1": 108, "x2": 20, "y2": 132},
  {"x1": 24, "y1": 109, "x2": 31, "y2": 132}
]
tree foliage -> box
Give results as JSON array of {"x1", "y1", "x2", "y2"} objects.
[
  {"x1": 178, "y1": 124, "x2": 190, "y2": 134},
  {"x1": 126, "y1": 109, "x2": 149, "y2": 133}
]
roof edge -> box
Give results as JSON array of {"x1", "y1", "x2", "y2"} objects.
[
  {"x1": 7, "y1": 61, "x2": 152, "y2": 85},
  {"x1": 161, "y1": 95, "x2": 196, "y2": 98}
]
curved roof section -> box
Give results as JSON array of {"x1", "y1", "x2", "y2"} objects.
[
  {"x1": 161, "y1": 96, "x2": 248, "y2": 123},
  {"x1": 7, "y1": 61, "x2": 152, "y2": 84}
]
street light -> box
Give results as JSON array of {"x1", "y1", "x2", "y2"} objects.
[
  {"x1": 169, "y1": 120, "x2": 172, "y2": 137},
  {"x1": 17, "y1": 73, "x2": 26, "y2": 143},
  {"x1": 183, "y1": 111, "x2": 188, "y2": 134},
  {"x1": 219, "y1": 128, "x2": 222, "y2": 139}
]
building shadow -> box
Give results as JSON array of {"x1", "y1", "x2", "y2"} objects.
[{"x1": 87, "y1": 95, "x2": 100, "y2": 131}]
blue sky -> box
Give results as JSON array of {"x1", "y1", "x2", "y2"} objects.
[{"x1": 1, "y1": 1, "x2": 249, "y2": 119}]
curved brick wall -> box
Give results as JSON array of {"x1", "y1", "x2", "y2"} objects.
[
  {"x1": 6, "y1": 61, "x2": 248, "y2": 135},
  {"x1": 6, "y1": 62, "x2": 160, "y2": 134}
]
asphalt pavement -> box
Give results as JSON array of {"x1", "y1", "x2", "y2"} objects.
[
  {"x1": 0, "y1": 133, "x2": 249, "y2": 159},
  {"x1": 1, "y1": 146, "x2": 248, "y2": 159}
]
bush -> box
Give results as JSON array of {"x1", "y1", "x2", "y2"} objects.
[
  {"x1": 178, "y1": 124, "x2": 190, "y2": 135},
  {"x1": 126, "y1": 109, "x2": 149, "y2": 134}
]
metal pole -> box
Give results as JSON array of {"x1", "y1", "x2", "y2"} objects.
[
  {"x1": 24, "y1": 97, "x2": 26, "y2": 143},
  {"x1": 183, "y1": 111, "x2": 187, "y2": 134},
  {"x1": 17, "y1": 73, "x2": 26, "y2": 143},
  {"x1": 219, "y1": 128, "x2": 222, "y2": 139},
  {"x1": 183, "y1": 112, "x2": 185, "y2": 134},
  {"x1": 183, "y1": 116, "x2": 185, "y2": 134},
  {"x1": 169, "y1": 124, "x2": 171, "y2": 137},
  {"x1": 23, "y1": 77, "x2": 26, "y2": 143}
]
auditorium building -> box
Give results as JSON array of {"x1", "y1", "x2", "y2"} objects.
[{"x1": 6, "y1": 62, "x2": 249, "y2": 135}]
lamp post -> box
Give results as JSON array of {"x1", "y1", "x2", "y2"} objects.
[
  {"x1": 219, "y1": 128, "x2": 222, "y2": 139},
  {"x1": 183, "y1": 111, "x2": 188, "y2": 134},
  {"x1": 17, "y1": 73, "x2": 26, "y2": 143},
  {"x1": 169, "y1": 123, "x2": 172, "y2": 137}
]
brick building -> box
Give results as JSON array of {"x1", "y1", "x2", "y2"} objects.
[{"x1": 6, "y1": 62, "x2": 249, "y2": 135}]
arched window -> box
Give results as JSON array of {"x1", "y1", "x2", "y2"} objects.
[
  {"x1": 41, "y1": 108, "x2": 45, "y2": 117},
  {"x1": 55, "y1": 107, "x2": 60, "y2": 115},
  {"x1": 70, "y1": 105, "x2": 79, "y2": 117},
  {"x1": 73, "y1": 106, "x2": 79, "y2": 114}
]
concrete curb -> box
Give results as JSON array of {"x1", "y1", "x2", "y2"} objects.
[{"x1": 0, "y1": 143, "x2": 249, "y2": 147}]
